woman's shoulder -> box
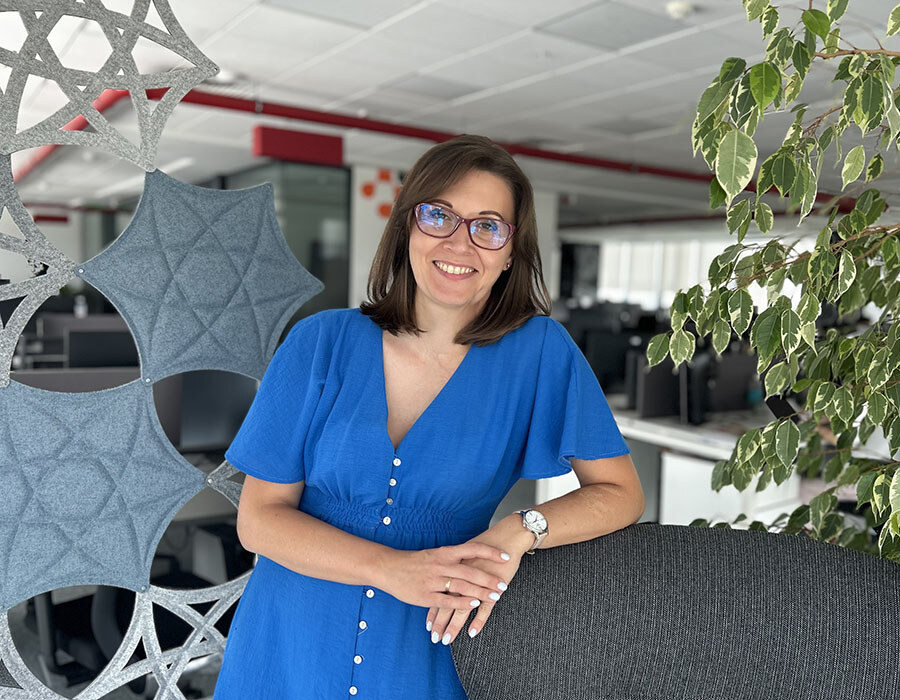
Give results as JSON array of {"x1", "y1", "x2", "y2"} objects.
[
  {"x1": 501, "y1": 314, "x2": 566, "y2": 344},
  {"x1": 279, "y1": 308, "x2": 360, "y2": 354}
]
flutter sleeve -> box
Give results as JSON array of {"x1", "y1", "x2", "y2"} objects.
[
  {"x1": 517, "y1": 318, "x2": 631, "y2": 480},
  {"x1": 224, "y1": 312, "x2": 325, "y2": 484}
]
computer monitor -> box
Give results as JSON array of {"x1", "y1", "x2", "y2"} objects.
[
  {"x1": 66, "y1": 330, "x2": 139, "y2": 368},
  {"x1": 38, "y1": 312, "x2": 128, "y2": 339},
  {"x1": 0, "y1": 297, "x2": 38, "y2": 334},
  {"x1": 633, "y1": 352, "x2": 680, "y2": 418},
  {"x1": 178, "y1": 371, "x2": 259, "y2": 454},
  {"x1": 583, "y1": 329, "x2": 649, "y2": 394}
]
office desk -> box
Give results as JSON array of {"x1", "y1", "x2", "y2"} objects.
[{"x1": 534, "y1": 394, "x2": 805, "y2": 527}]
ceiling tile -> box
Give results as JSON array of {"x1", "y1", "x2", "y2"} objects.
[
  {"x1": 616, "y1": 0, "x2": 742, "y2": 25},
  {"x1": 383, "y1": 75, "x2": 478, "y2": 100},
  {"x1": 541, "y1": 1, "x2": 683, "y2": 50},
  {"x1": 262, "y1": 0, "x2": 424, "y2": 29},
  {"x1": 432, "y1": 0, "x2": 599, "y2": 28}
]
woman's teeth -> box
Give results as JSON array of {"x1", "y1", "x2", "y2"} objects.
[{"x1": 434, "y1": 261, "x2": 475, "y2": 275}]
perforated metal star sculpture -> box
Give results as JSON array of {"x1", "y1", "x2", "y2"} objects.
[
  {"x1": 0, "y1": 155, "x2": 77, "y2": 389},
  {"x1": 0, "y1": 377, "x2": 205, "y2": 611},
  {"x1": 0, "y1": 0, "x2": 218, "y2": 167},
  {"x1": 77, "y1": 168, "x2": 325, "y2": 383}
]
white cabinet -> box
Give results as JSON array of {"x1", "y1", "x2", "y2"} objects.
[{"x1": 659, "y1": 450, "x2": 801, "y2": 526}]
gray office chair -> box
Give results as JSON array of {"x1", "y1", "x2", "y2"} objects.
[{"x1": 450, "y1": 522, "x2": 900, "y2": 699}]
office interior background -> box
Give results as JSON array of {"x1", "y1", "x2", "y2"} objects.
[{"x1": 2, "y1": 0, "x2": 899, "y2": 697}]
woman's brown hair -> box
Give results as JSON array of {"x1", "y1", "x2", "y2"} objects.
[{"x1": 359, "y1": 134, "x2": 552, "y2": 346}]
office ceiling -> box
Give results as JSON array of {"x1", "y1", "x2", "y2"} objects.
[{"x1": 4, "y1": 0, "x2": 900, "y2": 227}]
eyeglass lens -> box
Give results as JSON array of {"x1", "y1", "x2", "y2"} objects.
[{"x1": 416, "y1": 203, "x2": 510, "y2": 250}]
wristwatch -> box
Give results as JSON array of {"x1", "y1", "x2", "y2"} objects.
[{"x1": 515, "y1": 508, "x2": 548, "y2": 555}]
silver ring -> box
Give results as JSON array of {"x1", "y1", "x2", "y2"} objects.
[{"x1": 445, "y1": 578, "x2": 452, "y2": 592}]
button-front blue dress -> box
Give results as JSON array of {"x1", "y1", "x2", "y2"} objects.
[{"x1": 213, "y1": 307, "x2": 630, "y2": 699}]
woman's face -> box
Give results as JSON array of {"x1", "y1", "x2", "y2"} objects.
[{"x1": 408, "y1": 169, "x2": 515, "y2": 319}]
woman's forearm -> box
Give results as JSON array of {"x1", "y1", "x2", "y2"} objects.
[
  {"x1": 238, "y1": 503, "x2": 394, "y2": 588},
  {"x1": 491, "y1": 482, "x2": 645, "y2": 556}
]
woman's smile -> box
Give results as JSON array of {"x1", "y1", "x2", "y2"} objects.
[{"x1": 433, "y1": 260, "x2": 478, "y2": 280}]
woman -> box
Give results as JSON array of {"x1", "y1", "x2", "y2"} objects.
[{"x1": 213, "y1": 134, "x2": 644, "y2": 699}]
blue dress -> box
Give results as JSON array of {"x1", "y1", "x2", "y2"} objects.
[{"x1": 213, "y1": 307, "x2": 630, "y2": 699}]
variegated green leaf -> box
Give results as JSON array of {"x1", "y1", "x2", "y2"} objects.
[
  {"x1": 716, "y1": 130, "x2": 758, "y2": 206},
  {"x1": 761, "y1": 6, "x2": 779, "y2": 37},
  {"x1": 866, "y1": 153, "x2": 884, "y2": 182},
  {"x1": 646, "y1": 333, "x2": 670, "y2": 367},
  {"x1": 749, "y1": 61, "x2": 781, "y2": 109},
  {"x1": 868, "y1": 348, "x2": 891, "y2": 389},
  {"x1": 744, "y1": 0, "x2": 770, "y2": 22},
  {"x1": 836, "y1": 249, "x2": 857, "y2": 298},
  {"x1": 765, "y1": 361, "x2": 790, "y2": 398},
  {"x1": 801, "y1": 9, "x2": 831, "y2": 40},
  {"x1": 669, "y1": 328, "x2": 695, "y2": 368},
  {"x1": 888, "y1": 3, "x2": 900, "y2": 36},
  {"x1": 775, "y1": 418, "x2": 801, "y2": 468},
  {"x1": 780, "y1": 308, "x2": 801, "y2": 355},
  {"x1": 727, "y1": 199, "x2": 751, "y2": 234},
  {"x1": 890, "y1": 468, "x2": 900, "y2": 512},
  {"x1": 841, "y1": 145, "x2": 866, "y2": 189},
  {"x1": 800, "y1": 321, "x2": 817, "y2": 352},
  {"x1": 736, "y1": 428, "x2": 761, "y2": 462},
  {"x1": 826, "y1": 0, "x2": 849, "y2": 21},
  {"x1": 755, "y1": 200, "x2": 774, "y2": 233},
  {"x1": 873, "y1": 473, "x2": 891, "y2": 516},
  {"x1": 833, "y1": 385, "x2": 855, "y2": 423},
  {"x1": 798, "y1": 291, "x2": 819, "y2": 323},
  {"x1": 712, "y1": 319, "x2": 732, "y2": 356},
  {"x1": 728, "y1": 288, "x2": 753, "y2": 335},
  {"x1": 868, "y1": 391, "x2": 888, "y2": 425},
  {"x1": 809, "y1": 490, "x2": 837, "y2": 532},
  {"x1": 710, "y1": 177, "x2": 727, "y2": 209}
]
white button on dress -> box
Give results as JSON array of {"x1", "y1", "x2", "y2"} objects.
[
  {"x1": 349, "y1": 685, "x2": 358, "y2": 695},
  {"x1": 389, "y1": 478, "x2": 397, "y2": 486},
  {"x1": 365, "y1": 589, "x2": 374, "y2": 598},
  {"x1": 354, "y1": 655, "x2": 363, "y2": 664},
  {"x1": 393, "y1": 457, "x2": 401, "y2": 466},
  {"x1": 386, "y1": 497, "x2": 393, "y2": 505},
  {"x1": 382, "y1": 516, "x2": 391, "y2": 525},
  {"x1": 359, "y1": 620, "x2": 367, "y2": 630}
]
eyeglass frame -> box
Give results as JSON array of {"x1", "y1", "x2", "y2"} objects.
[{"x1": 412, "y1": 202, "x2": 516, "y2": 251}]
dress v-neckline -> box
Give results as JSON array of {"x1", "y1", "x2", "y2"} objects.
[{"x1": 377, "y1": 323, "x2": 474, "y2": 454}]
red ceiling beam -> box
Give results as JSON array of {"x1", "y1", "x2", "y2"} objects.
[{"x1": 12, "y1": 87, "x2": 857, "y2": 214}]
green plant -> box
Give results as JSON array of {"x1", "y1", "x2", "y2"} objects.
[{"x1": 646, "y1": 0, "x2": 900, "y2": 562}]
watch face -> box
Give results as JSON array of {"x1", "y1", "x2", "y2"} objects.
[{"x1": 525, "y1": 510, "x2": 547, "y2": 531}]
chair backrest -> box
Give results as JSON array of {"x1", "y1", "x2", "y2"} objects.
[{"x1": 451, "y1": 522, "x2": 900, "y2": 700}]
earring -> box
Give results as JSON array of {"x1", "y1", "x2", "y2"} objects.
[{"x1": 504, "y1": 261, "x2": 511, "y2": 270}]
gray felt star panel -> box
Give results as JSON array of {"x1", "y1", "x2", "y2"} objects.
[
  {"x1": 0, "y1": 0, "x2": 218, "y2": 168},
  {"x1": 76, "y1": 168, "x2": 325, "y2": 383},
  {"x1": 0, "y1": 378, "x2": 207, "y2": 613}
]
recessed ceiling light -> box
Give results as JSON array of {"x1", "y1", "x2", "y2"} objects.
[
  {"x1": 204, "y1": 69, "x2": 241, "y2": 86},
  {"x1": 665, "y1": 1, "x2": 696, "y2": 20}
]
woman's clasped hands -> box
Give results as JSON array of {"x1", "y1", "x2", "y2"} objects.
[{"x1": 381, "y1": 532, "x2": 524, "y2": 645}]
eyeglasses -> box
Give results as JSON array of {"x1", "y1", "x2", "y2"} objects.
[{"x1": 413, "y1": 202, "x2": 515, "y2": 251}]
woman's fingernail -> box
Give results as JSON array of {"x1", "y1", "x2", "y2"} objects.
[
  {"x1": 441, "y1": 632, "x2": 451, "y2": 645},
  {"x1": 468, "y1": 627, "x2": 479, "y2": 637},
  {"x1": 497, "y1": 582, "x2": 508, "y2": 591},
  {"x1": 426, "y1": 620, "x2": 432, "y2": 632},
  {"x1": 489, "y1": 592, "x2": 500, "y2": 601},
  {"x1": 470, "y1": 599, "x2": 480, "y2": 607},
  {"x1": 500, "y1": 552, "x2": 511, "y2": 561},
  {"x1": 431, "y1": 631, "x2": 439, "y2": 643}
]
